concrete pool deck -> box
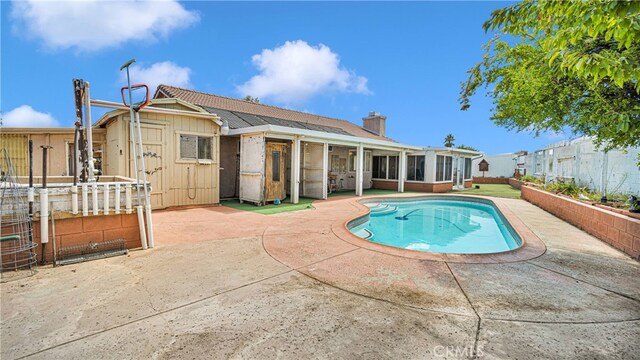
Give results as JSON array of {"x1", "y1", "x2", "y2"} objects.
[{"x1": 1, "y1": 194, "x2": 639, "y2": 359}]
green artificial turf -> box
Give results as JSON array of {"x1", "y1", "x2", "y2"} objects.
[
  {"x1": 459, "y1": 184, "x2": 522, "y2": 199},
  {"x1": 220, "y1": 197, "x2": 315, "y2": 215}
]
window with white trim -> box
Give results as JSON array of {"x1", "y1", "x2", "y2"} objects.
[
  {"x1": 464, "y1": 158, "x2": 472, "y2": 180},
  {"x1": 180, "y1": 134, "x2": 213, "y2": 160},
  {"x1": 436, "y1": 155, "x2": 453, "y2": 182},
  {"x1": 407, "y1": 155, "x2": 425, "y2": 181},
  {"x1": 348, "y1": 150, "x2": 372, "y2": 172},
  {"x1": 373, "y1": 155, "x2": 399, "y2": 180}
]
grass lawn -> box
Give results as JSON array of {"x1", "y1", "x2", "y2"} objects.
[
  {"x1": 221, "y1": 197, "x2": 315, "y2": 215},
  {"x1": 458, "y1": 184, "x2": 522, "y2": 199}
]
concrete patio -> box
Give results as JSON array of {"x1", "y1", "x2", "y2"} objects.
[{"x1": 2, "y1": 194, "x2": 639, "y2": 359}]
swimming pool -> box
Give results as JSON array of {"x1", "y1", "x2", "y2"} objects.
[{"x1": 349, "y1": 197, "x2": 522, "y2": 254}]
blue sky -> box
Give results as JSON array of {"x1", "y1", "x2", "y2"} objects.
[{"x1": 1, "y1": 1, "x2": 567, "y2": 154}]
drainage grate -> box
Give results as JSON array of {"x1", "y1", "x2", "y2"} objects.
[{"x1": 57, "y1": 239, "x2": 128, "y2": 266}]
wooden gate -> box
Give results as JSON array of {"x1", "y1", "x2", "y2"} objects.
[{"x1": 265, "y1": 142, "x2": 287, "y2": 202}]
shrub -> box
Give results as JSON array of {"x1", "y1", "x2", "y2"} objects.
[{"x1": 520, "y1": 175, "x2": 542, "y2": 184}]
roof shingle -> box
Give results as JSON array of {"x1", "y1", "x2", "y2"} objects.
[{"x1": 155, "y1": 85, "x2": 392, "y2": 141}]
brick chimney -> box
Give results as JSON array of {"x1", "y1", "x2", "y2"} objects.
[{"x1": 362, "y1": 111, "x2": 386, "y2": 137}]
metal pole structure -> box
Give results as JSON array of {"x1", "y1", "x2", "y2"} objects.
[
  {"x1": 84, "y1": 81, "x2": 96, "y2": 182},
  {"x1": 134, "y1": 111, "x2": 154, "y2": 248},
  {"x1": 40, "y1": 145, "x2": 52, "y2": 265},
  {"x1": 120, "y1": 59, "x2": 148, "y2": 250},
  {"x1": 27, "y1": 140, "x2": 35, "y2": 266}
]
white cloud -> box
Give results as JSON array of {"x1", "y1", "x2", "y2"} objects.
[
  {"x1": 11, "y1": 0, "x2": 199, "y2": 52},
  {"x1": 237, "y1": 40, "x2": 372, "y2": 104},
  {"x1": 2, "y1": 105, "x2": 60, "y2": 127},
  {"x1": 120, "y1": 61, "x2": 192, "y2": 94}
]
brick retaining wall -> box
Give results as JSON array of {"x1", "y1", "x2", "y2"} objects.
[
  {"x1": 509, "y1": 178, "x2": 525, "y2": 189},
  {"x1": 372, "y1": 180, "x2": 453, "y2": 193},
  {"x1": 522, "y1": 185, "x2": 640, "y2": 259},
  {"x1": 32, "y1": 214, "x2": 142, "y2": 263}
]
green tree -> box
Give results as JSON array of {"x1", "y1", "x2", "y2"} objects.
[
  {"x1": 243, "y1": 95, "x2": 260, "y2": 103},
  {"x1": 457, "y1": 144, "x2": 478, "y2": 151},
  {"x1": 460, "y1": 0, "x2": 640, "y2": 152},
  {"x1": 444, "y1": 134, "x2": 455, "y2": 147}
]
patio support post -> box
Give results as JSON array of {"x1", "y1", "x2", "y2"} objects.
[
  {"x1": 355, "y1": 143, "x2": 364, "y2": 196},
  {"x1": 398, "y1": 150, "x2": 406, "y2": 193},
  {"x1": 322, "y1": 142, "x2": 329, "y2": 199},
  {"x1": 291, "y1": 136, "x2": 301, "y2": 204}
]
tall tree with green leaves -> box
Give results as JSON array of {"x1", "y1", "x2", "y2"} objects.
[
  {"x1": 460, "y1": 0, "x2": 640, "y2": 153},
  {"x1": 444, "y1": 134, "x2": 455, "y2": 147},
  {"x1": 243, "y1": 95, "x2": 260, "y2": 103}
]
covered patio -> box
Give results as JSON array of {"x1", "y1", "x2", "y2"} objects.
[{"x1": 222, "y1": 124, "x2": 422, "y2": 206}]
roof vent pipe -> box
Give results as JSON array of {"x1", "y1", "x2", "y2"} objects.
[{"x1": 220, "y1": 119, "x2": 230, "y2": 136}]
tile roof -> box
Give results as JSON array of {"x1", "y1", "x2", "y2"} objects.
[{"x1": 155, "y1": 85, "x2": 392, "y2": 141}]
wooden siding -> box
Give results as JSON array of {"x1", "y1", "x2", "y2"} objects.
[{"x1": 106, "y1": 111, "x2": 220, "y2": 209}]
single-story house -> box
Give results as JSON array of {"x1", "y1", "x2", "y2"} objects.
[
  {"x1": 154, "y1": 85, "x2": 479, "y2": 205},
  {"x1": 2, "y1": 84, "x2": 480, "y2": 209}
]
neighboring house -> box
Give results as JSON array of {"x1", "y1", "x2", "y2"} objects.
[
  {"x1": 155, "y1": 85, "x2": 479, "y2": 205},
  {"x1": 473, "y1": 137, "x2": 639, "y2": 196},
  {"x1": 0, "y1": 128, "x2": 107, "y2": 177}
]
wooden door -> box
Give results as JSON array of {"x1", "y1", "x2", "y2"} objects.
[
  {"x1": 129, "y1": 123, "x2": 166, "y2": 209},
  {"x1": 265, "y1": 142, "x2": 287, "y2": 202}
]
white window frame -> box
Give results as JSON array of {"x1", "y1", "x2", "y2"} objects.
[
  {"x1": 176, "y1": 131, "x2": 214, "y2": 164},
  {"x1": 435, "y1": 154, "x2": 453, "y2": 183},
  {"x1": 406, "y1": 155, "x2": 426, "y2": 182},
  {"x1": 464, "y1": 157, "x2": 472, "y2": 180}
]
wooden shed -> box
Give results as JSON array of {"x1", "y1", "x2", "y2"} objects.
[{"x1": 94, "y1": 98, "x2": 222, "y2": 209}]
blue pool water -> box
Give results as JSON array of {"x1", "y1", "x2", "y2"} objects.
[{"x1": 349, "y1": 197, "x2": 521, "y2": 254}]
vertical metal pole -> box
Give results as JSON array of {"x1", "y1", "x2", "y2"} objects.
[
  {"x1": 122, "y1": 63, "x2": 147, "y2": 249},
  {"x1": 84, "y1": 81, "x2": 96, "y2": 182},
  {"x1": 134, "y1": 111, "x2": 154, "y2": 248},
  {"x1": 40, "y1": 145, "x2": 51, "y2": 265},
  {"x1": 27, "y1": 140, "x2": 35, "y2": 266}
]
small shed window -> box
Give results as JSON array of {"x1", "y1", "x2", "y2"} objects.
[
  {"x1": 272, "y1": 151, "x2": 281, "y2": 181},
  {"x1": 180, "y1": 134, "x2": 213, "y2": 160}
]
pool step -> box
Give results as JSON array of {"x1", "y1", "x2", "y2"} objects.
[
  {"x1": 354, "y1": 228, "x2": 374, "y2": 240},
  {"x1": 368, "y1": 204, "x2": 398, "y2": 216}
]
